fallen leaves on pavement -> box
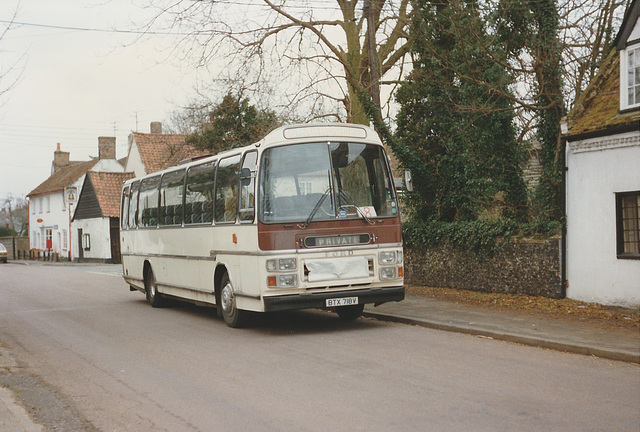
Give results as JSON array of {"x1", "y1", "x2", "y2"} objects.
[{"x1": 406, "y1": 285, "x2": 640, "y2": 331}]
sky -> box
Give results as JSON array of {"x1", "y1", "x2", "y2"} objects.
[{"x1": 0, "y1": 0, "x2": 208, "y2": 200}]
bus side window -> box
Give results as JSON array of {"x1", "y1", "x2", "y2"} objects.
[
  {"x1": 239, "y1": 151, "x2": 257, "y2": 223},
  {"x1": 128, "y1": 181, "x2": 140, "y2": 229},
  {"x1": 185, "y1": 161, "x2": 216, "y2": 225},
  {"x1": 159, "y1": 169, "x2": 186, "y2": 227},
  {"x1": 138, "y1": 176, "x2": 161, "y2": 228},
  {"x1": 215, "y1": 155, "x2": 241, "y2": 223},
  {"x1": 121, "y1": 185, "x2": 130, "y2": 230}
]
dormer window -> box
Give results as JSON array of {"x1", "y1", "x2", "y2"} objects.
[{"x1": 627, "y1": 46, "x2": 640, "y2": 108}]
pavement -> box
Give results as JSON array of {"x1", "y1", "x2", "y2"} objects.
[{"x1": 365, "y1": 294, "x2": 640, "y2": 364}]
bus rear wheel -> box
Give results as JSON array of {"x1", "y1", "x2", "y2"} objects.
[
  {"x1": 336, "y1": 304, "x2": 364, "y2": 320},
  {"x1": 144, "y1": 267, "x2": 166, "y2": 308},
  {"x1": 219, "y1": 273, "x2": 248, "y2": 328}
]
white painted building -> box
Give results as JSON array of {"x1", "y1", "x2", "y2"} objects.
[
  {"x1": 71, "y1": 171, "x2": 134, "y2": 263},
  {"x1": 563, "y1": 0, "x2": 640, "y2": 306},
  {"x1": 27, "y1": 138, "x2": 125, "y2": 259}
]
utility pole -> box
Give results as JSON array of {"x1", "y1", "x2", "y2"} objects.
[{"x1": 364, "y1": 0, "x2": 381, "y2": 110}]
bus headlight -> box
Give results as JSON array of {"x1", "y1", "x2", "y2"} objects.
[
  {"x1": 267, "y1": 274, "x2": 298, "y2": 288},
  {"x1": 278, "y1": 258, "x2": 297, "y2": 271},
  {"x1": 380, "y1": 267, "x2": 397, "y2": 280},
  {"x1": 266, "y1": 258, "x2": 297, "y2": 271},
  {"x1": 379, "y1": 251, "x2": 397, "y2": 264}
]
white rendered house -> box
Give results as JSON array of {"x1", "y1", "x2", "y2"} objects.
[{"x1": 563, "y1": 0, "x2": 640, "y2": 306}]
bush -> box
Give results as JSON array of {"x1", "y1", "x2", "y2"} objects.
[{"x1": 402, "y1": 218, "x2": 561, "y2": 255}]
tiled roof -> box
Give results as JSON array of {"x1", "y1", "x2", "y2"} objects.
[
  {"x1": 131, "y1": 132, "x2": 209, "y2": 174},
  {"x1": 27, "y1": 159, "x2": 98, "y2": 197},
  {"x1": 87, "y1": 171, "x2": 135, "y2": 218},
  {"x1": 565, "y1": 48, "x2": 640, "y2": 137}
]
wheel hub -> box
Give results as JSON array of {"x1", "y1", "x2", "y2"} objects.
[{"x1": 221, "y1": 283, "x2": 234, "y2": 313}]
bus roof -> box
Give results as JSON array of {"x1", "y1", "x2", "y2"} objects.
[{"x1": 123, "y1": 123, "x2": 383, "y2": 185}]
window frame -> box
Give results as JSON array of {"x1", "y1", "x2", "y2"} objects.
[
  {"x1": 621, "y1": 44, "x2": 640, "y2": 111},
  {"x1": 616, "y1": 191, "x2": 640, "y2": 260}
]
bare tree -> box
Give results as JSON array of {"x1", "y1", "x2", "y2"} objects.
[
  {"x1": 0, "y1": 7, "x2": 25, "y2": 106},
  {"x1": 141, "y1": 0, "x2": 411, "y2": 124},
  {"x1": 560, "y1": 0, "x2": 629, "y2": 110},
  {"x1": 1, "y1": 194, "x2": 28, "y2": 236}
]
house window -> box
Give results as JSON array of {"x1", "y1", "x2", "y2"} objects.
[
  {"x1": 616, "y1": 191, "x2": 640, "y2": 259},
  {"x1": 627, "y1": 47, "x2": 640, "y2": 108},
  {"x1": 82, "y1": 233, "x2": 91, "y2": 251},
  {"x1": 62, "y1": 229, "x2": 68, "y2": 250}
]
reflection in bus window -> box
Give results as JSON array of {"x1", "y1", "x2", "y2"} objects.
[
  {"x1": 260, "y1": 143, "x2": 332, "y2": 223},
  {"x1": 330, "y1": 142, "x2": 396, "y2": 218},
  {"x1": 259, "y1": 142, "x2": 397, "y2": 223},
  {"x1": 159, "y1": 169, "x2": 186, "y2": 226},
  {"x1": 185, "y1": 161, "x2": 216, "y2": 225},
  {"x1": 215, "y1": 155, "x2": 241, "y2": 223},
  {"x1": 239, "y1": 151, "x2": 257, "y2": 223}
]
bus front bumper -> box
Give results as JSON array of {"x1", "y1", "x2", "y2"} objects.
[{"x1": 262, "y1": 286, "x2": 404, "y2": 312}]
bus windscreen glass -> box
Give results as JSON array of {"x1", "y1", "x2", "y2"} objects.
[{"x1": 259, "y1": 142, "x2": 398, "y2": 223}]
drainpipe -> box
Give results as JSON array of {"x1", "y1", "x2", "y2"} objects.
[{"x1": 560, "y1": 122, "x2": 568, "y2": 299}]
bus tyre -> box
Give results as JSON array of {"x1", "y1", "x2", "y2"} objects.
[
  {"x1": 145, "y1": 268, "x2": 166, "y2": 308},
  {"x1": 336, "y1": 304, "x2": 364, "y2": 320},
  {"x1": 219, "y1": 273, "x2": 248, "y2": 328}
]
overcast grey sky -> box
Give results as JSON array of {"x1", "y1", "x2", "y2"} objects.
[{"x1": 0, "y1": 0, "x2": 205, "y2": 199}]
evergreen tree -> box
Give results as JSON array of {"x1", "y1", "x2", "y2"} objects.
[
  {"x1": 187, "y1": 93, "x2": 281, "y2": 154},
  {"x1": 395, "y1": 0, "x2": 528, "y2": 222}
]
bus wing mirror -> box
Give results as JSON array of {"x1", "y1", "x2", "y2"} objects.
[
  {"x1": 240, "y1": 168, "x2": 252, "y2": 186},
  {"x1": 404, "y1": 170, "x2": 413, "y2": 192}
]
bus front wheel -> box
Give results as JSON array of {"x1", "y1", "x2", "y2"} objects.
[
  {"x1": 144, "y1": 267, "x2": 166, "y2": 308},
  {"x1": 219, "y1": 273, "x2": 248, "y2": 328}
]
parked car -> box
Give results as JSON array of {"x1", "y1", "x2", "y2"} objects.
[{"x1": 0, "y1": 243, "x2": 7, "y2": 263}]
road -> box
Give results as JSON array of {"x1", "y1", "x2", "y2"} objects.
[{"x1": 0, "y1": 263, "x2": 638, "y2": 431}]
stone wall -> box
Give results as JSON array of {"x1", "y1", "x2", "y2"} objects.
[
  {"x1": 404, "y1": 236, "x2": 563, "y2": 298},
  {"x1": 0, "y1": 237, "x2": 29, "y2": 260}
]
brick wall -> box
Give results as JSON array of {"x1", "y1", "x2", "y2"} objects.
[{"x1": 404, "y1": 236, "x2": 563, "y2": 298}]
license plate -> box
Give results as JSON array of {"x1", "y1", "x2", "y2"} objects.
[{"x1": 326, "y1": 297, "x2": 358, "y2": 307}]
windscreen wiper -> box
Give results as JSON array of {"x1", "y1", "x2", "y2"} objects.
[{"x1": 298, "y1": 188, "x2": 331, "y2": 229}]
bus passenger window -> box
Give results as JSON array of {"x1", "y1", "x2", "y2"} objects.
[
  {"x1": 215, "y1": 155, "x2": 241, "y2": 223},
  {"x1": 138, "y1": 176, "x2": 161, "y2": 228},
  {"x1": 159, "y1": 169, "x2": 185, "y2": 226},
  {"x1": 128, "y1": 181, "x2": 140, "y2": 229},
  {"x1": 121, "y1": 185, "x2": 130, "y2": 230},
  {"x1": 185, "y1": 161, "x2": 216, "y2": 225},
  {"x1": 239, "y1": 151, "x2": 257, "y2": 223}
]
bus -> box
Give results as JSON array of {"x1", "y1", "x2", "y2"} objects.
[{"x1": 120, "y1": 123, "x2": 404, "y2": 327}]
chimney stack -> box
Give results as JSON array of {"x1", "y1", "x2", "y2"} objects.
[
  {"x1": 150, "y1": 122, "x2": 162, "y2": 134},
  {"x1": 98, "y1": 137, "x2": 116, "y2": 160},
  {"x1": 52, "y1": 143, "x2": 70, "y2": 174}
]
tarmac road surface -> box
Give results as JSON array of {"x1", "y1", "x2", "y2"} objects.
[{"x1": 0, "y1": 263, "x2": 638, "y2": 431}]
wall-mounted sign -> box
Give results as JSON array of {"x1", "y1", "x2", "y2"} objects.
[
  {"x1": 65, "y1": 187, "x2": 77, "y2": 204},
  {"x1": 37, "y1": 218, "x2": 43, "y2": 223}
]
